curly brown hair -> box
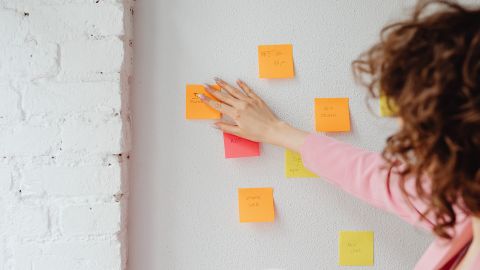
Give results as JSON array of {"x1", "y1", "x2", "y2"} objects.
[{"x1": 352, "y1": 0, "x2": 480, "y2": 239}]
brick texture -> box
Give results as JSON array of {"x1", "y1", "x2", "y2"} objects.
[{"x1": 0, "y1": 0, "x2": 132, "y2": 269}]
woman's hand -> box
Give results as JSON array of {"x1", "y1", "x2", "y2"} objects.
[{"x1": 198, "y1": 78, "x2": 309, "y2": 152}]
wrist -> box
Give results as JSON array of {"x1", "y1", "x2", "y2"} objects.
[
  {"x1": 266, "y1": 120, "x2": 309, "y2": 152},
  {"x1": 265, "y1": 120, "x2": 289, "y2": 145}
]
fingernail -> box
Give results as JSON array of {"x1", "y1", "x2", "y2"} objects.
[
  {"x1": 237, "y1": 79, "x2": 244, "y2": 84},
  {"x1": 214, "y1": 77, "x2": 223, "y2": 84},
  {"x1": 196, "y1": 93, "x2": 205, "y2": 100}
]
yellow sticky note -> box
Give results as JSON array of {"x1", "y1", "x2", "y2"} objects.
[
  {"x1": 285, "y1": 149, "x2": 318, "y2": 178},
  {"x1": 238, "y1": 187, "x2": 275, "y2": 223},
  {"x1": 315, "y1": 98, "x2": 351, "y2": 132},
  {"x1": 185, "y1": 84, "x2": 221, "y2": 119},
  {"x1": 258, "y1": 44, "x2": 294, "y2": 79},
  {"x1": 339, "y1": 231, "x2": 374, "y2": 266},
  {"x1": 380, "y1": 95, "x2": 398, "y2": 117}
]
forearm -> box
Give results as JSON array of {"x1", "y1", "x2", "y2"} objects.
[
  {"x1": 265, "y1": 121, "x2": 309, "y2": 152},
  {"x1": 299, "y1": 134, "x2": 433, "y2": 230}
]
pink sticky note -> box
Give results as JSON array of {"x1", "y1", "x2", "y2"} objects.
[{"x1": 223, "y1": 133, "x2": 260, "y2": 158}]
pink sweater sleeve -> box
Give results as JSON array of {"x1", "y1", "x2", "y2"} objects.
[{"x1": 299, "y1": 133, "x2": 434, "y2": 231}]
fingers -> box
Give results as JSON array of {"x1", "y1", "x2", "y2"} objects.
[
  {"x1": 236, "y1": 79, "x2": 261, "y2": 100},
  {"x1": 214, "y1": 77, "x2": 249, "y2": 101},
  {"x1": 214, "y1": 122, "x2": 241, "y2": 135},
  {"x1": 197, "y1": 93, "x2": 234, "y2": 117},
  {"x1": 204, "y1": 84, "x2": 241, "y2": 107}
]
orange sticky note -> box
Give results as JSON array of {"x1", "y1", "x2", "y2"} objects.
[
  {"x1": 238, "y1": 187, "x2": 275, "y2": 223},
  {"x1": 315, "y1": 98, "x2": 351, "y2": 132},
  {"x1": 258, "y1": 44, "x2": 294, "y2": 78},
  {"x1": 223, "y1": 133, "x2": 260, "y2": 158},
  {"x1": 185, "y1": 84, "x2": 221, "y2": 119}
]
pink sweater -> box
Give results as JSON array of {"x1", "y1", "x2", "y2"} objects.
[{"x1": 299, "y1": 134, "x2": 480, "y2": 270}]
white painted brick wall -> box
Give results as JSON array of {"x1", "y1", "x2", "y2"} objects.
[{"x1": 0, "y1": 0, "x2": 132, "y2": 269}]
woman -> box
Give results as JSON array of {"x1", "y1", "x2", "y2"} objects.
[{"x1": 198, "y1": 1, "x2": 480, "y2": 269}]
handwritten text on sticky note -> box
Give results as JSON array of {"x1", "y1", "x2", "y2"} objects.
[
  {"x1": 339, "y1": 231, "x2": 374, "y2": 266},
  {"x1": 238, "y1": 187, "x2": 274, "y2": 223},
  {"x1": 285, "y1": 149, "x2": 317, "y2": 178},
  {"x1": 315, "y1": 98, "x2": 351, "y2": 132},
  {"x1": 258, "y1": 44, "x2": 294, "y2": 79},
  {"x1": 223, "y1": 133, "x2": 260, "y2": 158},
  {"x1": 185, "y1": 84, "x2": 221, "y2": 119}
]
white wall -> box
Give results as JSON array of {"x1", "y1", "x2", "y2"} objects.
[
  {"x1": 0, "y1": 0, "x2": 132, "y2": 269},
  {"x1": 130, "y1": 1, "x2": 434, "y2": 269}
]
